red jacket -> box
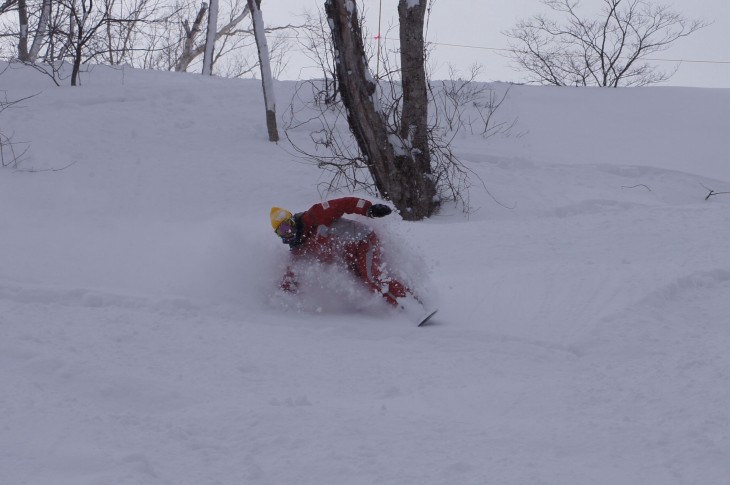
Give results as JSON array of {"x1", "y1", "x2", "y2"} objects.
[
  {"x1": 289, "y1": 197, "x2": 373, "y2": 257},
  {"x1": 281, "y1": 197, "x2": 374, "y2": 290}
]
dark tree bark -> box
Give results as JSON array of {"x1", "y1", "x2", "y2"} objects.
[
  {"x1": 17, "y1": 0, "x2": 29, "y2": 61},
  {"x1": 324, "y1": 0, "x2": 437, "y2": 220},
  {"x1": 175, "y1": 2, "x2": 208, "y2": 72},
  {"x1": 398, "y1": 0, "x2": 430, "y2": 175}
]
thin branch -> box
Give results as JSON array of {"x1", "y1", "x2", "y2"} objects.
[
  {"x1": 13, "y1": 160, "x2": 78, "y2": 173},
  {"x1": 700, "y1": 182, "x2": 730, "y2": 200},
  {"x1": 621, "y1": 184, "x2": 652, "y2": 191}
]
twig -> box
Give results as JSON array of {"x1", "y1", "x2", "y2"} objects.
[
  {"x1": 621, "y1": 184, "x2": 652, "y2": 191},
  {"x1": 705, "y1": 189, "x2": 730, "y2": 201},
  {"x1": 700, "y1": 182, "x2": 730, "y2": 200},
  {"x1": 13, "y1": 161, "x2": 78, "y2": 173}
]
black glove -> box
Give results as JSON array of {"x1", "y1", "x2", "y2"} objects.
[{"x1": 367, "y1": 204, "x2": 392, "y2": 218}]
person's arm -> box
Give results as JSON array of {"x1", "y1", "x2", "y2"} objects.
[{"x1": 302, "y1": 197, "x2": 372, "y2": 228}]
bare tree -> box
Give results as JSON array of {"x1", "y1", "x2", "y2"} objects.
[
  {"x1": 1, "y1": 0, "x2": 55, "y2": 64},
  {"x1": 98, "y1": 0, "x2": 162, "y2": 66},
  {"x1": 175, "y1": 0, "x2": 208, "y2": 71},
  {"x1": 295, "y1": 5, "x2": 338, "y2": 105},
  {"x1": 0, "y1": 0, "x2": 299, "y2": 82},
  {"x1": 433, "y1": 64, "x2": 518, "y2": 139},
  {"x1": 286, "y1": 3, "x2": 513, "y2": 215},
  {"x1": 27, "y1": 0, "x2": 50, "y2": 62},
  {"x1": 60, "y1": 0, "x2": 122, "y2": 85},
  {"x1": 16, "y1": 0, "x2": 28, "y2": 59},
  {"x1": 504, "y1": 0, "x2": 709, "y2": 87},
  {"x1": 26, "y1": 0, "x2": 163, "y2": 85},
  {"x1": 174, "y1": 0, "x2": 254, "y2": 73},
  {"x1": 324, "y1": 0, "x2": 437, "y2": 220}
]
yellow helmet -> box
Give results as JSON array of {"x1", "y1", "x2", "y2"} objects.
[{"x1": 270, "y1": 207, "x2": 293, "y2": 231}]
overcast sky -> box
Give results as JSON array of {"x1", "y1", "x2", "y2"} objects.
[{"x1": 261, "y1": 0, "x2": 730, "y2": 88}]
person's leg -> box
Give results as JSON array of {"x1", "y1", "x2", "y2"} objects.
[{"x1": 352, "y1": 233, "x2": 407, "y2": 305}]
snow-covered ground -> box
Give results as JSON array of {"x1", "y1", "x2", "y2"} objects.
[{"x1": 2, "y1": 62, "x2": 730, "y2": 484}]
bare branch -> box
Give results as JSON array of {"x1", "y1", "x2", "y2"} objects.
[
  {"x1": 700, "y1": 183, "x2": 730, "y2": 201},
  {"x1": 504, "y1": 0, "x2": 710, "y2": 87},
  {"x1": 14, "y1": 160, "x2": 78, "y2": 172}
]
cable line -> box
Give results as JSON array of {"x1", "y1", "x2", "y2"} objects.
[{"x1": 375, "y1": 36, "x2": 730, "y2": 65}]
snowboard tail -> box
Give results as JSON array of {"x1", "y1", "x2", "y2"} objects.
[
  {"x1": 398, "y1": 294, "x2": 438, "y2": 327},
  {"x1": 417, "y1": 309, "x2": 438, "y2": 327}
]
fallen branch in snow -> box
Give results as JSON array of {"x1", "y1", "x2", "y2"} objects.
[
  {"x1": 704, "y1": 189, "x2": 730, "y2": 201},
  {"x1": 621, "y1": 184, "x2": 652, "y2": 191},
  {"x1": 0, "y1": 132, "x2": 30, "y2": 169},
  {"x1": 700, "y1": 183, "x2": 730, "y2": 200},
  {"x1": 13, "y1": 161, "x2": 77, "y2": 173}
]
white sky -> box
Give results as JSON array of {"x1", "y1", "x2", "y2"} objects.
[{"x1": 262, "y1": 0, "x2": 730, "y2": 88}]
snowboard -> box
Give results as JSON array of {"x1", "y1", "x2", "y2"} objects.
[
  {"x1": 417, "y1": 309, "x2": 439, "y2": 327},
  {"x1": 399, "y1": 295, "x2": 438, "y2": 327}
]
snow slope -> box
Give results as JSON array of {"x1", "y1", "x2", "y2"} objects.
[{"x1": 2, "y1": 62, "x2": 730, "y2": 484}]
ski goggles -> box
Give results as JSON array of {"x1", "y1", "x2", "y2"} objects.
[{"x1": 275, "y1": 219, "x2": 295, "y2": 238}]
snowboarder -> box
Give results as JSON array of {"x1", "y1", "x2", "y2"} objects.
[{"x1": 269, "y1": 197, "x2": 410, "y2": 306}]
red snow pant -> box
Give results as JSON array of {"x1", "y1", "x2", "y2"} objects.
[{"x1": 343, "y1": 231, "x2": 408, "y2": 305}]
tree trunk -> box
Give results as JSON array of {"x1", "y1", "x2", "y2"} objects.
[
  {"x1": 202, "y1": 0, "x2": 218, "y2": 75},
  {"x1": 324, "y1": 0, "x2": 437, "y2": 220},
  {"x1": 71, "y1": 38, "x2": 83, "y2": 86},
  {"x1": 69, "y1": 0, "x2": 86, "y2": 86},
  {"x1": 176, "y1": 4, "x2": 250, "y2": 72},
  {"x1": 175, "y1": 2, "x2": 208, "y2": 72},
  {"x1": 27, "y1": 0, "x2": 50, "y2": 62},
  {"x1": 398, "y1": 0, "x2": 431, "y2": 179},
  {"x1": 17, "y1": 0, "x2": 29, "y2": 61},
  {"x1": 247, "y1": 0, "x2": 279, "y2": 142}
]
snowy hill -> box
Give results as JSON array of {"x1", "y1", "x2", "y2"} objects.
[{"x1": 2, "y1": 62, "x2": 730, "y2": 484}]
